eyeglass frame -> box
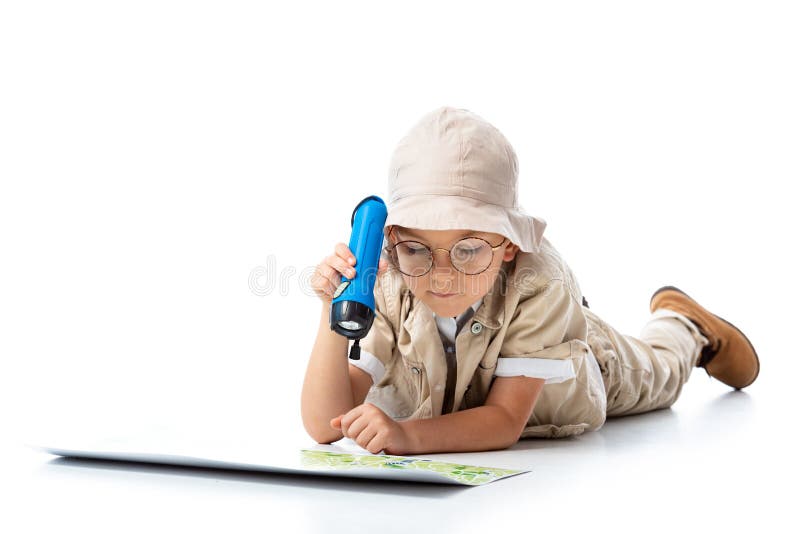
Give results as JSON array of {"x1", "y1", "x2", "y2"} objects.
[{"x1": 384, "y1": 227, "x2": 509, "y2": 277}]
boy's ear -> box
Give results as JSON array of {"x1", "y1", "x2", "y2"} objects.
[{"x1": 504, "y1": 242, "x2": 520, "y2": 262}]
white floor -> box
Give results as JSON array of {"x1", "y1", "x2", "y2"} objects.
[{"x1": 7, "y1": 354, "x2": 796, "y2": 534}]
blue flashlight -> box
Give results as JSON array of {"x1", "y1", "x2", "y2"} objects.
[{"x1": 330, "y1": 195, "x2": 388, "y2": 360}]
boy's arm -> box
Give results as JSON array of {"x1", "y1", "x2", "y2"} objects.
[
  {"x1": 348, "y1": 364, "x2": 374, "y2": 407},
  {"x1": 301, "y1": 302, "x2": 359, "y2": 444},
  {"x1": 399, "y1": 375, "x2": 546, "y2": 454}
]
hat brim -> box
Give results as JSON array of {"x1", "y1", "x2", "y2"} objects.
[{"x1": 383, "y1": 194, "x2": 547, "y2": 254}]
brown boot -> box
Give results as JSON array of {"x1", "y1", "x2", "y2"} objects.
[{"x1": 649, "y1": 285, "x2": 760, "y2": 390}]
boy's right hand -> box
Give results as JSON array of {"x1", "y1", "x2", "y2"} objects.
[{"x1": 312, "y1": 243, "x2": 389, "y2": 304}]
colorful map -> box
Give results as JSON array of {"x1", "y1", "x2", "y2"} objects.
[{"x1": 300, "y1": 449, "x2": 527, "y2": 485}]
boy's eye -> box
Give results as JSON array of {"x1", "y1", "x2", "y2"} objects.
[{"x1": 402, "y1": 244, "x2": 426, "y2": 254}]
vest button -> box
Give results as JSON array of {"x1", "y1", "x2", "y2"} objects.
[
  {"x1": 471, "y1": 322, "x2": 483, "y2": 334},
  {"x1": 411, "y1": 367, "x2": 421, "y2": 374}
]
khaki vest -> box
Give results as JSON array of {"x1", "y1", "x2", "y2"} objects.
[{"x1": 359, "y1": 236, "x2": 608, "y2": 439}]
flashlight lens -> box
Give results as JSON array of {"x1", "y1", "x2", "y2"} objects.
[{"x1": 338, "y1": 320, "x2": 362, "y2": 330}]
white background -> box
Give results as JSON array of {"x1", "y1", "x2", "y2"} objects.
[{"x1": 1, "y1": 1, "x2": 798, "y2": 532}]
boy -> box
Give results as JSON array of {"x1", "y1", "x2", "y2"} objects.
[{"x1": 301, "y1": 106, "x2": 760, "y2": 455}]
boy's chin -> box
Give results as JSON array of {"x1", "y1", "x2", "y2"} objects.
[{"x1": 424, "y1": 291, "x2": 467, "y2": 314}]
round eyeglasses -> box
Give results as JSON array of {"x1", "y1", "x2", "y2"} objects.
[{"x1": 385, "y1": 234, "x2": 508, "y2": 276}]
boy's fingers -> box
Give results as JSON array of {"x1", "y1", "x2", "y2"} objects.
[
  {"x1": 335, "y1": 243, "x2": 357, "y2": 265},
  {"x1": 328, "y1": 254, "x2": 355, "y2": 280}
]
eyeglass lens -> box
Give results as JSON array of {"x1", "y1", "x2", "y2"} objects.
[{"x1": 392, "y1": 237, "x2": 494, "y2": 275}]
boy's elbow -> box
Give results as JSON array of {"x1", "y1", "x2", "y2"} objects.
[
  {"x1": 478, "y1": 407, "x2": 524, "y2": 451},
  {"x1": 485, "y1": 433, "x2": 519, "y2": 452},
  {"x1": 313, "y1": 435, "x2": 342, "y2": 445},
  {"x1": 502, "y1": 432, "x2": 521, "y2": 450},
  {"x1": 303, "y1": 421, "x2": 343, "y2": 445},
  {"x1": 499, "y1": 408, "x2": 526, "y2": 449}
]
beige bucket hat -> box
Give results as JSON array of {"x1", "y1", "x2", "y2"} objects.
[{"x1": 384, "y1": 106, "x2": 547, "y2": 254}]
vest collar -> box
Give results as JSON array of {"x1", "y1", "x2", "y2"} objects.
[
  {"x1": 401, "y1": 261, "x2": 510, "y2": 337},
  {"x1": 397, "y1": 260, "x2": 514, "y2": 417}
]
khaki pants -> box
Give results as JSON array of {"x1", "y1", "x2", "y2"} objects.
[{"x1": 583, "y1": 306, "x2": 711, "y2": 417}]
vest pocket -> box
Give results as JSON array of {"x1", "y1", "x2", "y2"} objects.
[
  {"x1": 478, "y1": 353, "x2": 498, "y2": 370},
  {"x1": 401, "y1": 358, "x2": 426, "y2": 412},
  {"x1": 464, "y1": 357, "x2": 497, "y2": 409}
]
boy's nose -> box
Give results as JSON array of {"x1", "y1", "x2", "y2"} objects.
[
  {"x1": 429, "y1": 248, "x2": 455, "y2": 270},
  {"x1": 429, "y1": 264, "x2": 460, "y2": 291}
]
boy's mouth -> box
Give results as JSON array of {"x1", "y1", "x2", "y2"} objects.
[{"x1": 429, "y1": 291, "x2": 459, "y2": 298}]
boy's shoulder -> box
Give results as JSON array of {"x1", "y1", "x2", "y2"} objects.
[
  {"x1": 509, "y1": 237, "x2": 584, "y2": 302},
  {"x1": 510, "y1": 237, "x2": 567, "y2": 287}
]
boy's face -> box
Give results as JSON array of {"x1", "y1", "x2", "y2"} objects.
[{"x1": 387, "y1": 225, "x2": 520, "y2": 317}]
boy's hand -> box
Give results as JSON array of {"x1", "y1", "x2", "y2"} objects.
[
  {"x1": 312, "y1": 243, "x2": 390, "y2": 304},
  {"x1": 330, "y1": 403, "x2": 413, "y2": 455}
]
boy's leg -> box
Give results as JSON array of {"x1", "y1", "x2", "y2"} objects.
[{"x1": 585, "y1": 307, "x2": 710, "y2": 417}]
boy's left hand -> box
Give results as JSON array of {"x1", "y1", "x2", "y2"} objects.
[{"x1": 330, "y1": 403, "x2": 413, "y2": 455}]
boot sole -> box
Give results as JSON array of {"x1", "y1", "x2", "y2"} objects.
[{"x1": 650, "y1": 285, "x2": 760, "y2": 389}]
